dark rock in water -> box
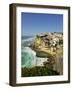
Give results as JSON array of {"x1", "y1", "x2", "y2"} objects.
[{"x1": 36, "y1": 51, "x2": 52, "y2": 58}]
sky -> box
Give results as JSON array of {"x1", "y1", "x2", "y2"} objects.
[{"x1": 21, "y1": 12, "x2": 63, "y2": 36}]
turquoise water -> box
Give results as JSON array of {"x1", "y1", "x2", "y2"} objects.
[
  {"x1": 21, "y1": 36, "x2": 48, "y2": 68},
  {"x1": 21, "y1": 36, "x2": 36, "y2": 68},
  {"x1": 21, "y1": 47, "x2": 48, "y2": 68},
  {"x1": 21, "y1": 47, "x2": 36, "y2": 68}
]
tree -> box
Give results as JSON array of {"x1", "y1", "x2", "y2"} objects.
[{"x1": 59, "y1": 39, "x2": 63, "y2": 45}]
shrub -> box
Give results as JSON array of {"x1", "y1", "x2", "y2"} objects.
[{"x1": 21, "y1": 66, "x2": 59, "y2": 77}]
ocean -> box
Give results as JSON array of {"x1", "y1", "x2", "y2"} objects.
[{"x1": 21, "y1": 35, "x2": 48, "y2": 68}]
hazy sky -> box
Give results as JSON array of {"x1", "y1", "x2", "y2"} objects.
[{"x1": 21, "y1": 12, "x2": 63, "y2": 36}]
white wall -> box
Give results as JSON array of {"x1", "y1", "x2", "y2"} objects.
[{"x1": 0, "y1": 0, "x2": 72, "y2": 90}]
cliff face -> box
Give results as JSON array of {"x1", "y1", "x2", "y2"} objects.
[
  {"x1": 21, "y1": 32, "x2": 63, "y2": 75},
  {"x1": 31, "y1": 32, "x2": 63, "y2": 75},
  {"x1": 53, "y1": 56, "x2": 63, "y2": 75},
  {"x1": 32, "y1": 32, "x2": 63, "y2": 49}
]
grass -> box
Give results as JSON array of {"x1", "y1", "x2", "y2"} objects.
[{"x1": 21, "y1": 66, "x2": 59, "y2": 77}]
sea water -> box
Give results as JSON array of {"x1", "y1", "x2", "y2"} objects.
[
  {"x1": 21, "y1": 47, "x2": 36, "y2": 68},
  {"x1": 21, "y1": 36, "x2": 48, "y2": 68}
]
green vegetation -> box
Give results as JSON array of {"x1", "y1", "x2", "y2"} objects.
[
  {"x1": 21, "y1": 66, "x2": 59, "y2": 77},
  {"x1": 59, "y1": 39, "x2": 63, "y2": 45},
  {"x1": 21, "y1": 53, "x2": 60, "y2": 77}
]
